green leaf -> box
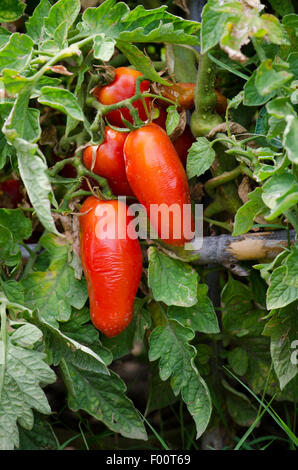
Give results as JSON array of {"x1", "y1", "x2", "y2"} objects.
[
  {"x1": 78, "y1": 0, "x2": 200, "y2": 45},
  {"x1": 165, "y1": 105, "x2": 180, "y2": 136},
  {"x1": 38, "y1": 87, "x2": 84, "y2": 121},
  {"x1": 14, "y1": 140, "x2": 58, "y2": 235},
  {"x1": 148, "y1": 247, "x2": 198, "y2": 307},
  {"x1": 93, "y1": 34, "x2": 115, "y2": 61},
  {"x1": 0, "y1": 26, "x2": 10, "y2": 48},
  {"x1": 0, "y1": 33, "x2": 34, "y2": 73},
  {"x1": 223, "y1": 380, "x2": 258, "y2": 427},
  {"x1": 201, "y1": 0, "x2": 237, "y2": 53},
  {"x1": 60, "y1": 360, "x2": 147, "y2": 441},
  {"x1": 227, "y1": 347, "x2": 248, "y2": 376},
  {"x1": 284, "y1": 246, "x2": 298, "y2": 288},
  {"x1": 44, "y1": 0, "x2": 81, "y2": 40},
  {"x1": 0, "y1": 209, "x2": 32, "y2": 266},
  {"x1": 186, "y1": 137, "x2": 216, "y2": 179},
  {"x1": 146, "y1": 363, "x2": 177, "y2": 414},
  {"x1": 18, "y1": 413, "x2": 57, "y2": 450},
  {"x1": 0, "y1": 208, "x2": 32, "y2": 243},
  {"x1": 0, "y1": 0, "x2": 25, "y2": 23},
  {"x1": 233, "y1": 188, "x2": 266, "y2": 236},
  {"x1": 10, "y1": 324, "x2": 42, "y2": 349},
  {"x1": 283, "y1": 115, "x2": 298, "y2": 163},
  {"x1": 221, "y1": 276, "x2": 265, "y2": 337},
  {"x1": 25, "y1": 0, "x2": 51, "y2": 43},
  {"x1": 2, "y1": 280, "x2": 24, "y2": 305},
  {"x1": 149, "y1": 319, "x2": 212, "y2": 437},
  {"x1": 263, "y1": 305, "x2": 298, "y2": 389},
  {"x1": 244, "y1": 70, "x2": 275, "y2": 106},
  {"x1": 262, "y1": 172, "x2": 298, "y2": 219},
  {"x1": 268, "y1": 0, "x2": 294, "y2": 17},
  {"x1": 255, "y1": 59, "x2": 293, "y2": 95},
  {"x1": 116, "y1": 41, "x2": 169, "y2": 85},
  {"x1": 22, "y1": 234, "x2": 88, "y2": 327},
  {"x1": 267, "y1": 265, "x2": 298, "y2": 309},
  {"x1": 168, "y1": 284, "x2": 219, "y2": 334},
  {"x1": 0, "y1": 335, "x2": 56, "y2": 450}
]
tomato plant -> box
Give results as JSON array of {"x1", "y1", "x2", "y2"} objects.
[{"x1": 0, "y1": 0, "x2": 297, "y2": 452}]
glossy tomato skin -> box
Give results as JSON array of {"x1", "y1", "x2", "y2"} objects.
[
  {"x1": 173, "y1": 125, "x2": 195, "y2": 168},
  {"x1": 79, "y1": 196, "x2": 142, "y2": 337},
  {"x1": 124, "y1": 123, "x2": 194, "y2": 246},
  {"x1": 83, "y1": 127, "x2": 133, "y2": 196},
  {"x1": 94, "y1": 67, "x2": 151, "y2": 127}
]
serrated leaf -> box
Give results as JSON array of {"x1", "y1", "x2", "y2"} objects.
[
  {"x1": 25, "y1": 0, "x2": 51, "y2": 43},
  {"x1": 0, "y1": 0, "x2": 25, "y2": 23},
  {"x1": 60, "y1": 360, "x2": 147, "y2": 440},
  {"x1": 148, "y1": 319, "x2": 211, "y2": 437},
  {"x1": 186, "y1": 137, "x2": 215, "y2": 179},
  {"x1": 263, "y1": 305, "x2": 298, "y2": 389},
  {"x1": 233, "y1": 187, "x2": 266, "y2": 236},
  {"x1": 14, "y1": 140, "x2": 58, "y2": 235},
  {"x1": 38, "y1": 87, "x2": 84, "y2": 121},
  {"x1": 22, "y1": 234, "x2": 88, "y2": 327},
  {"x1": 0, "y1": 33, "x2": 34, "y2": 73},
  {"x1": 148, "y1": 247, "x2": 198, "y2": 307},
  {"x1": 78, "y1": 0, "x2": 200, "y2": 45},
  {"x1": 168, "y1": 284, "x2": 219, "y2": 334},
  {"x1": 44, "y1": 0, "x2": 81, "y2": 40},
  {"x1": 0, "y1": 336, "x2": 55, "y2": 450}
]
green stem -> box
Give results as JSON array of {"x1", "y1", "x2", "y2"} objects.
[
  {"x1": 190, "y1": 52, "x2": 222, "y2": 137},
  {"x1": 205, "y1": 165, "x2": 243, "y2": 193},
  {"x1": 203, "y1": 217, "x2": 233, "y2": 232},
  {"x1": 48, "y1": 157, "x2": 75, "y2": 176}
]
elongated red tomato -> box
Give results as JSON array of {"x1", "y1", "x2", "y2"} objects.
[
  {"x1": 124, "y1": 123, "x2": 194, "y2": 246},
  {"x1": 80, "y1": 196, "x2": 142, "y2": 337},
  {"x1": 83, "y1": 127, "x2": 133, "y2": 196},
  {"x1": 94, "y1": 67, "x2": 151, "y2": 127}
]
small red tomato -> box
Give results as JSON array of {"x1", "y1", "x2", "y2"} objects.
[
  {"x1": 94, "y1": 67, "x2": 151, "y2": 127},
  {"x1": 79, "y1": 196, "x2": 143, "y2": 337},
  {"x1": 83, "y1": 127, "x2": 133, "y2": 196},
  {"x1": 124, "y1": 123, "x2": 194, "y2": 246},
  {"x1": 173, "y1": 125, "x2": 195, "y2": 168}
]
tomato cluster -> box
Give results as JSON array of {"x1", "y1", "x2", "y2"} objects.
[{"x1": 80, "y1": 67, "x2": 219, "y2": 337}]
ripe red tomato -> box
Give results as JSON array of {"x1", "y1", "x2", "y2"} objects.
[
  {"x1": 79, "y1": 196, "x2": 143, "y2": 337},
  {"x1": 83, "y1": 127, "x2": 134, "y2": 197},
  {"x1": 94, "y1": 67, "x2": 151, "y2": 127},
  {"x1": 173, "y1": 125, "x2": 195, "y2": 168},
  {"x1": 124, "y1": 123, "x2": 194, "y2": 246}
]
